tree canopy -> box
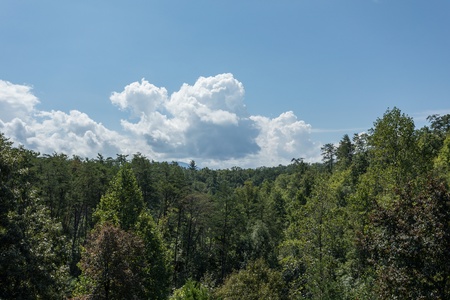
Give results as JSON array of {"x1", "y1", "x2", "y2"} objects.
[{"x1": 1, "y1": 108, "x2": 450, "y2": 299}]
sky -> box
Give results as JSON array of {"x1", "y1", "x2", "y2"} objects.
[{"x1": 1, "y1": 0, "x2": 449, "y2": 168}]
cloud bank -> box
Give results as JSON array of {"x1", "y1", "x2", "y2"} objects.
[{"x1": 0, "y1": 74, "x2": 320, "y2": 168}]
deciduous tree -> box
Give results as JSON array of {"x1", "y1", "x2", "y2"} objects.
[
  {"x1": 74, "y1": 223, "x2": 147, "y2": 299},
  {"x1": 365, "y1": 178, "x2": 450, "y2": 299}
]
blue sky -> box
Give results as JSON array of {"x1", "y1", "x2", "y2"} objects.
[{"x1": 1, "y1": 0, "x2": 449, "y2": 168}]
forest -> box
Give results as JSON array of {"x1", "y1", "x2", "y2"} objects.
[{"x1": 1, "y1": 107, "x2": 450, "y2": 299}]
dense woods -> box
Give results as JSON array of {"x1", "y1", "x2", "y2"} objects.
[{"x1": 1, "y1": 107, "x2": 450, "y2": 299}]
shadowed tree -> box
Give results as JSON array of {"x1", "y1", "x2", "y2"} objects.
[
  {"x1": 0, "y1": 133, "x2": 69, "y2": 299},
  {"x1": 74, "y1": 223, "x2": 147, "y2": 300},
  {"x1": 90, "y1": 164, "x2": 170, "y2": 299},
  {"x1": 364, "y1": 178, "x2": 450, "y2": 299},
  {"x1": 130, "y1": 153, "x2": 160, "y2": 214}
]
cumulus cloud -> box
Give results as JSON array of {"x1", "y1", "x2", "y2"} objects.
[
  {"x1": 0, "y1": 110, "x2": 132, "y2": 158},
  {"x1": 0, "y1": 75, "x2": 321, "y2": 168},
  {"x1": 0, "y1": 80, "x2": 148, "y2": 158},
  {"x1": 250, "y1": 111, "x2": 318, "y2": 165},
  {"x1": 110, "y1": 79, "x2": 168, "y2": 117},
  {"x1": 25, "y1": 110, "x2": 126, "y2": 157},
  {"x1": 0, "y1": 80, "x2": 39, "y2": 122},
  {"x1": 113, "y1": 74, "x2": 261, "y2": 160}
]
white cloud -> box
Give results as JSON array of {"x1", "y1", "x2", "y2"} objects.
[
  {"x1": 250, "y1": 111, "x2": 320, "y2": 166},
  {"x1": 167, "y1": 73, "x2": 246, "y2": 123},
  {"x1": 0, "y1": 80, "x2": 39, "y2": 122},
  {"x1": 110, "y1": 79, "x2": 168, "y2": 117},
  {"x1": 26, "y1": 110, "x2": 126, "y2": 157},
  {"x1": 0, "y1": 109, "x2": 141, "y2": 158},
  {"x1": 0, "y1": 75, "x2": 321, "y2": 168},
  {"x1": 113, "y1": 74, "x2": 260, "y2": 161},
  {"x1": 0, "y1": 80, "x2": 150, "y2": 158}
]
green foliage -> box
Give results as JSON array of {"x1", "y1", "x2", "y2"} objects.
[
  {"x1": 368, "y1": 107, "x2": 418, "y2": 186},
  {"x1": 2, "y1": 107, "x2": 450, "y2": 299},
  {"x1": 1, "y1": 202, "x2": 70, "y2": 299},
  {"x1": 434, "y1": 134, "x2": 450, "y2": 183},
  {"x1": 94, "y1": 165, "x2": 144, "y2": 230},
  {"x1": 176, "y1": 192, "x2": 215, "y2": 282},
  {"x1": 135, "y1": 210, "x2": 171, "y2": 299},
  {"x1": 215, "y1": 259, "x2": 285, "y2": 300},
  {"x1": 364, "y1": 178, "x2": 450, "y2": 299},
  {"x1": 349, "y1": 133, "x2": 370, "y2": 180},
  {"x1": 66, "y1": 156, "x2": 114, "y2": 275},
  {"x1": 38, "y1": 153, "x2": 72, "y2": 220},
  {"x1": 206, "y1": 181, "x2": 246, "y2": 282},
  {"x1": 73, "y1": 223, "x2": 147, "y2": 299},
  {"x1": 0, "y1": 133, "x2": 69, "y2": 299},
  {"x1": 170, "y1": 279, "x2": 211, "y2": 300},
  {"x1": 416, "y1": 126, "x2": 443, "y2": 172},
  {"x1": 427, "y1": 113, "x2": 450, "y2": 138},
  {"x1": 130, "y1": 153, "x2": 160, "y2": 213},
  {"x1": 280, "y1": 175, "x2": 350, "y2": 299},
  {"x1": 321, "y1": 143, "x2": 336, "y2": 172},
  {"x1": 88, "y1": 164, "x2": 170, "y2": 299},
  {"x1": 155, "y1": 161, "x2": 189, "y2": 222},
  {"x1": 336, "y1": 134, "x2": 354, "y2": 170}
]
